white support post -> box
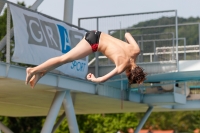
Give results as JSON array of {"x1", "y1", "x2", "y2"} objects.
[
  {"x1": 0, "y1": 121, "x2": 14, "y2": 133},
  {"x1": 6, "y1": 4, "x2": 10, "y2": 64},
  {"x1": 41, "y1": 91, "x2": 66, "y2": 133},
  {"x1": 63, "y1": 90, "x2": 79, "y2": 133},
  {"x1": 30, "y1": 0, "x2": 44, "y2": 10},
  {"x1": 52, "y1": 112, "x2": 66, "y2": 133},
  {"x1": 63, "y1": 0, "x2": 74, "y2": 23},
  {"x1": 134, "y1": 106, "x2": 153, "y2": 133}
]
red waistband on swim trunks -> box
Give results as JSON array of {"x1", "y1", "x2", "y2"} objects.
[{"x1": 91, "y1": 43, "x2": 98, "y2": 52}]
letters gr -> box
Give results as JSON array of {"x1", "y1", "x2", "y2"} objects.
[{"x1": 24, "y1": 14, "x2": 61, "y2": 51}]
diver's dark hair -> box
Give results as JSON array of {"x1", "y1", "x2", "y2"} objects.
[{"x1": 127, "y1": 66, "x2": 147, "y2": 85}]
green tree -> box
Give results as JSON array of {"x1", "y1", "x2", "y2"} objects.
[
  {"x1": 55, "y1": 113, "x2": 138, "y2": 133},
  {"x1": 136, "y1": 111, "x2": 200, "y2": 132}
]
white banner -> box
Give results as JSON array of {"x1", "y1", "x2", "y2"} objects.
[{"x1": 9, "y1": 4, "x2": 88, "y2": 79}]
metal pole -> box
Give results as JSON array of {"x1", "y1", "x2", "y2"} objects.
[
  {"x1": 63, "y1": 0, "x2": 74, "y2": 23},
  {"x1": 120, "y1": 74, "x2": 124, "y2": 108},
  {"x1": 41, "y1": 91, "x2": 66, "y2": 133},
  {"x1": 172, "y1": 32, "x2": 175, "y2": 60},
  {"x1": 29, "y1": 0, "x2": 44, "y2": 10},
  {"x1": 52, "y1": 112, "x2": 66, "y2": 133},
  {"x1": 150, "y1": 54, "x2": 152, "y2": 62},
  {"x1": 0, "y1": 0, "x2": 44, "y2": 51},
  {"x1": 153, "y1": 41, "x2": 156, "y2": 62},
  {"x1": 134, "y1": 106, "x2": 153, "y2": 133},
  {"x1": 184, "y1": 38, "x2": 186, "y2": 60},
  {"x1": 63, "y1": 90, "x2": 79, "y2": 133},
  {"x1": 79, "y1": 10, "x2": 176, "y2": 21},
  {"x1": 95, "y1": 18, "x2": 99, "y2": 77},
  {"x1": 141, "y1": 36, "x2": 144, "y2": 62},
  {"x1": 0, "y1": 121, "x2": 14, "y2": 133},
  {"x1": 184, "y1": 82, "x2": 187, "y2": 96},
  {"x1": 199, "y1": 23, "x2": 200, "y2": 59},
  {"x1": 120, "y1": 22, "x2": 122, "y2": 40},
  {"x1": 78, "y1": 19, "x2": 81, "y2": 27},
  {"x1": 6, "y1": 4, "x2": 10, "y2": 64},
  {"x1": 175, "y1": 10, "x2": 179, "y2": 71}
]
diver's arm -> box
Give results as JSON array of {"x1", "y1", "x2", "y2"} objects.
[
  {"x1": 87, "y1": 67, "x2": 121, "y2": 83},
  {"x1": 125, "y1": 32, "x2": 140, "y2": 54}
]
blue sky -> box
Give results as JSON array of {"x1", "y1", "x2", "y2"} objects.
[{"x1": 6, "y1": 0, "x2": 200, "y2": 26}]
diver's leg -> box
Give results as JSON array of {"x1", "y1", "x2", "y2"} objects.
[
  {"x1": 29, "y1": 70, "x2": 46, "y2": 88},
  {"x1": 26, "y1": 38, "x2": 92, "y2": 85}
]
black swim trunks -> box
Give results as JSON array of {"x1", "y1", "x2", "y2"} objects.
[{"x1": 85, "y1": 30, "x2": 101, "y2": 52}]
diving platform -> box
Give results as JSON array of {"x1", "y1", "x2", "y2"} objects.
[
  {"x1": 1, "y1": 60, "x2": 200, "y2": 117},
  {"x1": 2, "y1": 59, "x2": 200, "y2": 132},
  {"x1": 0, "y1": 61, "x2": 173, "y2": 117}
]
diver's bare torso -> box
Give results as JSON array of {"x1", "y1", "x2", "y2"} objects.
[{"x1": 97, "y1": 33, "x2": 137, "y2": 72}]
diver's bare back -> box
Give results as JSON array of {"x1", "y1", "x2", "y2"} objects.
[{"x1": 98, "y1": 33, "x2": 131, "y2": 68}]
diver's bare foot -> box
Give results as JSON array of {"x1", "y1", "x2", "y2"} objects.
[
  {"x1": 26, "y1": 67, "x2": 34, "y2": 85},
  {"x1": 29, "y1": 72, "x2": 45, "y2": 88}
]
